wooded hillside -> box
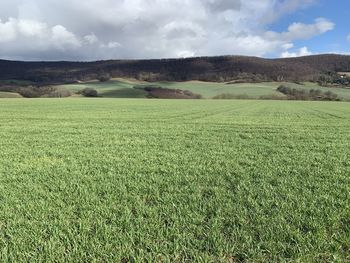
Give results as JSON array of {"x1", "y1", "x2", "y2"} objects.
[{"x1": 0, "y1": 54, "x2": 349, "y2": 84}]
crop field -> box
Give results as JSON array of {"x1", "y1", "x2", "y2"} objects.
[
  {"x1": 58, "y1": 79, "x2": 350, "y2": 99},
  {"x1": 0, "y1": 99, "x2": 349, "y2": 262}
]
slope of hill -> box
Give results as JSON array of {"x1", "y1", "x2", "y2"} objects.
[
  {"x1": 57, "y1": 79, "x2": 350, "y2": 100},
  {"x1": 0, "y1": 54, "x2": 350, "y2": 84}
]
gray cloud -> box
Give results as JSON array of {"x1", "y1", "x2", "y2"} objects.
[
  {"x1": 0, "y1": 0, "x2": 332, "y2": 61},
  {"x1": 207, "y1": 0, "x2": 242, "y2": 12}
]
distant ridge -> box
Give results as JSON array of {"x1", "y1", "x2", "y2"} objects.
[{"x1": 0, "y1": 54, "x2": 350, "y2": 84}]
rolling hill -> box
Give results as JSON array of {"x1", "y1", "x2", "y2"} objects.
[
  {"x1": 57, "y1": 79, "x2": 350, "y2": 100},
  {"x1": 1, "y1": 54, "x2": 350, "y2": 84}
]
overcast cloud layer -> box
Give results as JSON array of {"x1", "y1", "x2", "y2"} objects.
[{"x1": 0, "y1": 0, "x2": 335, "y2": 61}]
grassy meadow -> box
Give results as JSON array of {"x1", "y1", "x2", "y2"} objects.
[
  {"x1": 58, "y1": 79, "x2": 350, "y2": 99},
  {"x1": 0, "y1": 99, "x2": 349, "y2": 262},
  {"x1": 0, "y1": 91, "x2": 22, "y2": 98}
]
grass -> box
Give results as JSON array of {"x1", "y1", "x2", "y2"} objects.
[
  {"x1": 57, "y1": 79, "x2": 143, "y2": 98},
  {"x1": 58, "y1": 79, "x2": 350, "y2": 99},
  {"x1": 0, "y1": 99, "x2": 349, "y2": 262},
  {"x1": 0, "y1": 91, "x2": 22, "y2": 98}
]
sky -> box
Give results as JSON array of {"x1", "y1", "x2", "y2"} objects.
[{"x1": 0, "y1": 0, "x2": 349, "y2": 61}]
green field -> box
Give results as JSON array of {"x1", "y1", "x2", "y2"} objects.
[
  {"x1": 0, "y1": 99, "x2": 349, "y2": 262},
  {"x1": 58, "y1": 79, "x2": 350, "y2": 99},
  {"x1": 0, "y1": 91, "x2": 22, "y2": 98}
]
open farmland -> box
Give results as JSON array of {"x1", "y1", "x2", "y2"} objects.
[
  {"x1": 58, "y1": 79, "x2": 350, "y2": 99},
  {"x1": 0, "y1": 99, "x2": 349, "y2": 262}
]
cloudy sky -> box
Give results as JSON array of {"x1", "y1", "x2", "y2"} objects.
[{"x1": 0, "y1": 0, "x2": 348, "y2": 61}]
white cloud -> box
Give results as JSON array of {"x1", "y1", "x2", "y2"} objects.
[
  {"x1": 285, "y1": 18, "x2": 334, "y2": 40},
  {"x1": 265, "y1": 18, "x2": 334, "y2": 42},
  {"x1": 84, "y1": 33, "x2": 99, "y2": 44},
  {"x1": 0, "y1": 0, "x2": 334, "y2": 60},
  {"x1": 177, "y1": 50, "x2": 195, "y2": 58},
  {"x1": 18, "y1": 19, "x2": 47, "y2": 37},
  {"x1": 0, "y1": 18, "x2": 17, "y2": 42},
  {"x1": 101, "y1": 42, "x2": 122, "y2": 49},
  {"x1": 0, "y1": 18, "x2": 48, "y2": 41},
  {"x1": 347, "y1": 34, "x2": 350, "y2": 42},
  {"x1": 0, "y1": 17, "x2": 83, "y2": 51},
  {"x1": 282, "y1": 43, "x2": 294, "y2": 50},
  {"x1": 281, "y1": 46, "x2": 313, "y2": 58},
  {"x1": 51, "y1": 25, "x2": 81, "y2": 49}
]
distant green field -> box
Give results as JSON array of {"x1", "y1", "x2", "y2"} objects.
[
  {"x1": 0, "y1": 99, "x2": 349, "y2": 262},
  {"x1": 58, "y1": 79, "x2": 350, "y2": 99},
  {"x1": 0, "y1": 91, "x2": 22, "y2": 98}
]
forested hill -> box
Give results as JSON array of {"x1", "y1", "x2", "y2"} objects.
[{"x1": 0, "y1": 54, "x2": 350, "y2": 84}]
